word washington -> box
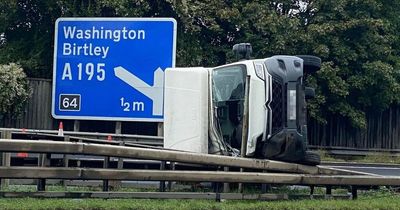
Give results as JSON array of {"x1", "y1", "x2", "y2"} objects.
[{"x1": 63, "y1": 26, "x2": 146, "y2": 42}]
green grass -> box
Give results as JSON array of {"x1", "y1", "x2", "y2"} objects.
[
  {"x1": 318, "y1": 150, "x2": 400, "y2": 164},
  {"x1": 0, "y1": 191, "x2": 399, "y2": 210},
  {"x1": 356, "y1": 153, "x2": 400, "y2": 164},
  {"x1": 0, "y1": 186, "x2": 399, "y2": 210}
]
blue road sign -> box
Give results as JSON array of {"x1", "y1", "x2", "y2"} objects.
[{"x1": 52, "y1": 18, "x2": 176, "y2": 122}]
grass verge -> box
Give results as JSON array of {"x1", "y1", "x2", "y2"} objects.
[
  {"x1": 318, "y1": 150, "x2": 400, "y2": 164},
  {"x1": 0, "y1": 190, "x2": 399, "y2": 210}
]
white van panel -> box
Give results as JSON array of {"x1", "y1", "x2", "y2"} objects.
[
  {"x1": 164, "y1": 67, "x2": 209, "y2": 153},
  {"x1": 245, "y1": 61, "x2": 266, "y2": 156}
]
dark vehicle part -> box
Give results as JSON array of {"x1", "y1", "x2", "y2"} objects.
[
  {"x1": 260, "y1": 129, "x2": 307, "y2": 163},
  {"x1": 261, "y1": 56, "x2": 320, "y2": 165},
  {"x1": 303, "y1": 151, "x2": 321, "y2": 166},
  {"x1": 296, "y1": 55, "x2": 321, "y2": 74},
  {"x1": 305, "y1": 87, "x2": 315, "y2": 99},
  {"x1": 233, "y1": 43, "x2": 252, "y2": 60}
]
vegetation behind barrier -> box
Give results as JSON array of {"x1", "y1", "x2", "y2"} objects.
[
  {"x1": 1, "y1": 1, "x2": 400, "y2": 137},
  {"x1": 0, "y1": 63, "x2": 30, "y2": 122}
]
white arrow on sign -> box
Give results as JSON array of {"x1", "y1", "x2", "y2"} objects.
[{"x1": 114, "y1": 66, "x2": 164, "y2": 116}]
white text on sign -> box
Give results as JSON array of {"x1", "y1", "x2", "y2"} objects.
[
  {"x1": 120, "y1": 97, "x2": 145, "y2": 112},
  {"x1": 62, "y1": 63, "x2": 105, "y2": 81},
  {"x1": 61, "y1": 26, "x2": 146, "y2": 59}
]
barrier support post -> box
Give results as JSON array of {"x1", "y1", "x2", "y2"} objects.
[{"x1": 0, "y1": 130, "x2": 11, "y2": 189}]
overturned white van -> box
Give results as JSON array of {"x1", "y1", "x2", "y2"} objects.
[{"x1": 164, "y1": 43, "x2": 321, "y2": 165}]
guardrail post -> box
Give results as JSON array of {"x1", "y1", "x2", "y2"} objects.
[
  {"x1": 325, "y1": 185, "x2": 332, "y2": 199},
  {"x1": 261, "y1": 170, "x2": 270, "y2": 193},
  {"x1": 117, "y1": 143, "x2": 124, "y2": 169},
  {"x1": 167, "y1": 162, "x2": 175, "y2": 191},
  {"x1": 110, "y1": 122, "x2": 123, "y2": 190},
  {"x1": 223, "y1": 167, "x2": 230, "y2": 193},
  {"x1": 310, "y1": 185, "x2": 315, "y2": 199},
  {"x1": 103, "y1": 156, "x2": 110, "y2": 192},
  {"x1": 74, "y1": 120, "x2": 82, "y2": 168},
  {"x1": 157, "y1": 122, "x2": 163, "y2": 137},
  {"x1": 73, "y1": 120, "x2": 80, "y2": 133},
  {"x1": 158, "y1": 122, "x2": 166, "y2": 192},
  {"x1": 214, "y1": 182, "x2": 221, "y2": 202},
  {"x1": 261, "y1": 184, "x2": 268, "y2": 193},
  {"x1": 62, "y1": 136, "x2": 70, "y2": 188},
  {"x1": 351, "y1": 186, "x2": 358, "y2": 200},
  {"x1": 115, "y1": 121, "x2": 122, "y2": 135},
  {"x1": 0, "y1": 130, "x2": 11, "y2": 189},
  {"x1": 111, "y1": 140, "x2": 124, "y2": 190},
  {"x1": 159, "y1": 161, "x2": 166, "y2": 192},
  {"x1": 37, "y1": 153, "x2": 51, "y2": 191}
]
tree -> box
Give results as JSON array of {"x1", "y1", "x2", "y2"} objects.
[
  {"x1": 302, "y1": 0, "x2": 400, "y2": 128},
  {"x1": 0, "y1": 63, "x2": 30, "y2": 120},
  {"x1": 0, "y1": 0, "x2": 153, "y2": 78},
  {"x1": 1, "y1": 0, "x2": 399, "y2": 129}
]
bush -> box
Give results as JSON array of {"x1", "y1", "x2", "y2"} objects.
[{"x1": 0, "y1": 63, "x2": 30, "y2": 119}]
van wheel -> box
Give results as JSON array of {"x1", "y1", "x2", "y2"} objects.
[
  {"x1": 296, "y1": 55, "x2": 321, "y2": 74},
  {"x1": 302, "y1": 151, "x2": 321, "y2": 166}
]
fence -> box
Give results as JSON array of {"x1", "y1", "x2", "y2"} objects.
[
  {"x1": 2, "y1": 78, "x2": 54, "y2": 129},
  {"x1": 309, "y1": 106, "x2": 400, "y2": 150}
]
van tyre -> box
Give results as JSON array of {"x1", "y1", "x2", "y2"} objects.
[
  {"x1": 296, "y1": 55, "x2": 321, "y2": 73},
  {"x1": 302, "y1": 151, "x2": 321, "y2": 166}
]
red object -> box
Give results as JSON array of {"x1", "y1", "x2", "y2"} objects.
[
  {"x1": 21, "y1": 128, "x2": 26, "y2": 133},
  {"x1": 58, "y1": 122, "x2": 64, "y2": 136},
  {"x1": 17, "y1": 152, "x2": 28, "y2": 158},
  {"x1": 107, "y1": 135, "x2": 112, "y2": 141}
]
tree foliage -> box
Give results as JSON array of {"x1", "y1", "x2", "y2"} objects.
[
  {"x1": 0, "y1": 0, "x2": 399, "y2": 128},
  {"x1": 0, "y1": 63, "x2": 30, "y2": 119},
  {"x1": 303, "y1": 0, "x2": 400, "y2": 127}
]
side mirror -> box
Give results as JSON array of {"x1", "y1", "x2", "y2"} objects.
[{"x1": 305, "y1": 87, "x2": 315, "y2": 100}]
